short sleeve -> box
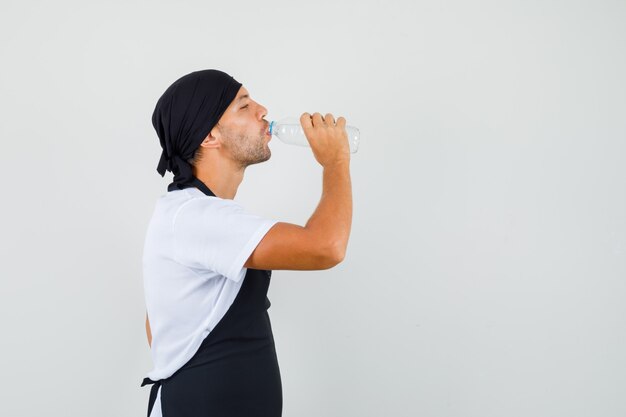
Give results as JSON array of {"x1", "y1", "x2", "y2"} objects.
[{"x1": 172, "y1": 198, "x2": 278, "y2": 282}]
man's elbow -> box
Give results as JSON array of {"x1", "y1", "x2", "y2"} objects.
[{"x1": 326, "y1": 243, "x2": 346, "y2": 268}]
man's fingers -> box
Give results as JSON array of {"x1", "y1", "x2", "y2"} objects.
[
  {"x1": 311, "y1": 112, "x2": 324, "y2": 127},
  {"x1": 300, "y1": 112, "x2": 313, "y2": 129},
  {"x1": 303, "y1": 112, "x2": 344, "y2": 128}
]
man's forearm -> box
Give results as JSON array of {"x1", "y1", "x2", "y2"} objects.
[{"x1": 305, "y1": 161, "x2": 353, "y2": 259}]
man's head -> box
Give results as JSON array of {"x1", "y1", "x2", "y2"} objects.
[
  {"x1": 154, "y1": 69, "x2": 271, "y2": 191},
  {"x1": 188, "y1": 85, "x2": 271, "y2": 173}
]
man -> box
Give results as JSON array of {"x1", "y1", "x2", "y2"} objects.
[{"x1": 141, "y1": 69, "x2": 352, "y2": 417}]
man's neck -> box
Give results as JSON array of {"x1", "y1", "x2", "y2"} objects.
[{"x1": 193, "y1": 160, "x2": 245, "y2": 200}]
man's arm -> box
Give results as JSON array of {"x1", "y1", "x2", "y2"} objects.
[
  {"x1": 244, "y1": 112, "x2": 352, "y2": 271},
  {"x1": 243, "y1": 161, "x2": 352, "y2": 270},
  {"x1": 145, "y1": 312, "x2": 152, "y2": 348}
]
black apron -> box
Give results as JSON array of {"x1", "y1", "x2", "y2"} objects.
[{"x1": 141, "y1": 177, "x2": 282, "y2": 416}]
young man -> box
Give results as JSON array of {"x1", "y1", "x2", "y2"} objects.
[{"x1": 141, "y1": 69, "x2": 352, "y2": 417}]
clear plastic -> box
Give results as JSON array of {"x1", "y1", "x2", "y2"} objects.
[{"x1": 269, "y1": 117, "x2": 360, "y2": 153}]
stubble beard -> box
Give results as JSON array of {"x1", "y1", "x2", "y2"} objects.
[{"x1": 222, "y1": 127, "x2": 271, "y2": 170}]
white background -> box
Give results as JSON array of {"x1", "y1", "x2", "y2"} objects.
[{"x1": 0, "y1": 0, "x2": 624, "y2": 416}]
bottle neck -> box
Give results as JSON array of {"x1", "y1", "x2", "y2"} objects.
[{"x1": 269, "y1": 120, "x2": 276, "y2": 136}]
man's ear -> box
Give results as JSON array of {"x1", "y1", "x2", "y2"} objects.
[{"x1": 201, "y1": 129, "x2": 221, "y2": 149}]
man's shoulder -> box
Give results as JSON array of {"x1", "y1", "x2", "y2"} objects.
[{"x1": 171, "y1": 192, "x2": 244, "y2": 222}]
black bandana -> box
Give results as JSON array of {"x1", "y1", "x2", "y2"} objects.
[{"x1": 152, "y1": 69, "x2": 242, "y2": 191}]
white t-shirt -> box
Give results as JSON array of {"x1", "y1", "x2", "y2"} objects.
[{"x1": 142, "y1": 187, "x2": 278, "y2": 382}]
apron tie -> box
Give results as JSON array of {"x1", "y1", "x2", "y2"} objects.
[{"x1": 141, "y1": 377, "x2": 161, "y2": 417}]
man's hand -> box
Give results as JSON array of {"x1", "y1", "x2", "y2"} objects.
[
  {"x1": 300, "y1": 112, "x2": 350, "y2": 168},
  {"x1": 145, "y1": 312, "x2": 152, "y2": 348}
]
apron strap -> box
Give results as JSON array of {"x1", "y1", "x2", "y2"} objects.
[{"x1": 173, "y1": 176, "x2": 217, "y2": 197}]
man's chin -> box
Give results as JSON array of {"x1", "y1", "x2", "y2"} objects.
[{"x1": 246, "y1": 152, "x2": 271, "y2": 167}]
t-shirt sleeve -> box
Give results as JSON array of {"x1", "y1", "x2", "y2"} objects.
[{"x1": 172, "y1": 198, "x2": 278, "y2": 282}]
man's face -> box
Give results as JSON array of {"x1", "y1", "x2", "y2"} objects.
[{"x1": 214, "y1": 86, "x2": 271, "y2": 168}]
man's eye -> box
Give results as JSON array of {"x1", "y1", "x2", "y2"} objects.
[{"x1": 241, "y1": 105, "x2": 249, "y2": 109}]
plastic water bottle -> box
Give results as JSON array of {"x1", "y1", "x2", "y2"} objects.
[{"x1": 269, "y1": 117, "x2": 360, "y2": 153}]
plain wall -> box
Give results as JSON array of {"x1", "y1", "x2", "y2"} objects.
[{"x1": 0, "y1": 0, "x2": 624, "y2": 416}]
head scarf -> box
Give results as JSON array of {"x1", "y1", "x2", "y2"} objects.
[{"x1": 152, "y1": 69, "x2": 242, "y2": 191}]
